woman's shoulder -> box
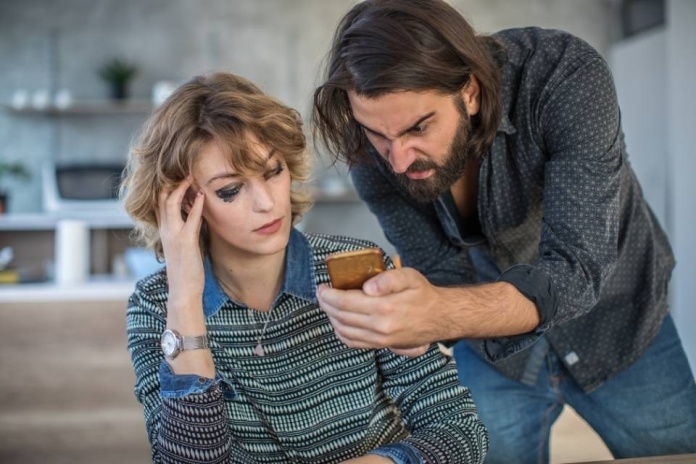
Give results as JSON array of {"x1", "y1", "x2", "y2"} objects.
[
  {"x1": 303, "y1": 233, "x2": 385, "y2": 257},
  {"x1": 128, "y1": 268, "x2": 169, "y2": 311}
]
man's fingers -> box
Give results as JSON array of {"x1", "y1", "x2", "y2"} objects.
[
  {"x1": 325, "y1": 315, "x2": 385, "y2": 349},
  {"x1": 389, "y1": 345, "x2": 430, "y2": 357},
  {"x1": 362, "y1": 268, "x2": 416, "y2": 297},
  {"x1": 318, "y1": 288, "x2": 374, "y2": 324},
  {"x1": 317, "y1": 285, "x2": 376, "y2": 316}
]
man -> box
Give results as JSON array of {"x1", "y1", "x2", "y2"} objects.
[{"x1": 311, "y1": 1, "x2": 696, "y2": 463}]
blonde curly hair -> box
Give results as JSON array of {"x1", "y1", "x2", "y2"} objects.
[{"x1": 120, "y1": 72, "x2": 313, "y2": 258}]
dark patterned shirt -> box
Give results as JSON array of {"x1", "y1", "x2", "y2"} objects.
[
  {"x1": 127, "y1": 229, "x2": 488, "y2": 463},
  {"x1": 350, "y1": 27, "x2": 675, "y2": 392}
]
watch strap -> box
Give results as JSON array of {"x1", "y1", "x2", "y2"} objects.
[{"x1": 181, "y1": 334, "x2": 210, "y2": 351}]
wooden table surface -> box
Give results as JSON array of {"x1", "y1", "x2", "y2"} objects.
[{"x1": 571, "y1": 454, "x2": 696, "y2": 464}]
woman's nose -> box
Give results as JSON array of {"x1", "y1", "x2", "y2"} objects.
[{"x1": 252, "y1": 180, "x2": 275, "y2": 212}]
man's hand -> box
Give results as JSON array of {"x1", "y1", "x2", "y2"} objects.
[
  {"x1": 317, "y1": 265, "x2": 542, "y2": 355},
  {"x1": 317, "y1": 267, "x2": 444, "y2": 353}
]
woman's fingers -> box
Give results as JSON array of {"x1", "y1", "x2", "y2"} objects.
[
  {"x1": 162, "y1": 179, "x2": 193, "y2": 222},
  {"x1": 184, "y1": 189, "x2": 205, "y2": 233}
]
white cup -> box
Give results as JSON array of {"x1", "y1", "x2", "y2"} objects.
[
  {"x1": 32, "y1": 89, "x2": 51, "y2": 110},
  {"x1": 54, "y1": 219, "x2": 90, "y2": 285},
  {"x1": 11, "y1": 89, "x2": 29, "y2": 109},
  {"x1": 54, "y1": 88, "x2": 73, "y2": 109}
]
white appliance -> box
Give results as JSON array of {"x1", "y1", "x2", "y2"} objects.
[{"x1": 42, "y1": 161, "x2": 126, "y2": 213}]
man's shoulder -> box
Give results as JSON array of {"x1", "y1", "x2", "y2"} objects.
[
  {"x1": 494, "y1": 27, "x2": 587, "y2": 46},
  {"x1": 494, "y1": 26, "x2": 600, "y2": 63}
]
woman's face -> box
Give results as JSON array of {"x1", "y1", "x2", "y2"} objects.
[{"x1": 191, "y1": 136, "x2": 292, "y2": 260}]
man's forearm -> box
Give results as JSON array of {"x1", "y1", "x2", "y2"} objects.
[{"x1": 435, "y1": 281, "x2": 540, "y2": 341}]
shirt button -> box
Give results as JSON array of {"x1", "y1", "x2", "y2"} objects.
[{"x1": 198, "y1": 377, "x2": 207, "y2": 384}]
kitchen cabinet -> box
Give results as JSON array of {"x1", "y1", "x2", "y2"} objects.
[{"x1": 0, "y1": 213, "x2": 136, "y2": 302}]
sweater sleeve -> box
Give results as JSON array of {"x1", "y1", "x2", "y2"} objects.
[
  {"x1": 372, "y1": 345, "x2": 489, "y2": 463},
  {"x1": 126, "y1": 278, "x2": 233, "y2": 463}
]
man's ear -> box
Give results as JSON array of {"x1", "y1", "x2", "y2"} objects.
[{"x1": 461, "y1": 74, "x2": 480, "y2": 116}]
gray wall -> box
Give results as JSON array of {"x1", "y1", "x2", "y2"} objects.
[
  {"x1": 1, "y1": 0, "x2": 612, "y2": 255},
  {"x1": 608, "y1": 1, "x2": 696, "y2": 372},
  {"x1": 667, "y1": 0, "x2": 696, "y2": 371}
]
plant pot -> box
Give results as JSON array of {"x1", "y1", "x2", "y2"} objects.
[
  {"x1": 110, "y1": 82, "x2": 129, "y2": 101},
  {"x1": 0, "y1": 192, "x2": 8, "y2": 215}
]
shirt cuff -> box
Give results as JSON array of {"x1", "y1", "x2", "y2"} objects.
[
  {"x1": 497, "y1": 264, "x2": 557, "y2": 331},
  {"x1": 478, "y1": 265, "x2": 558, "y2": 362},
  {"x1": 159, "y1": 360, "x2": 236, "y2": 399},
  {"x1": 370, "y1": 442, "x2": 425, "y2": 464}
]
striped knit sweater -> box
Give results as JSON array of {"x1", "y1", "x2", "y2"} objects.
[{"x1": 127, "y1": 230, "x2": 488, "y2": 463}]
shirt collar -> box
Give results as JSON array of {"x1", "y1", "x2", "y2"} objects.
[
  {"x1": 497, "y1": 112, "x2": 516, "y2": 135},
  {"x1": 496, "y1": 55, "x2": 517, "y2": 135},
  {"x1": 201, "y1": 227, "x2": 317, "y2": 318}
]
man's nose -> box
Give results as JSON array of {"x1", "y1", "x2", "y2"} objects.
[{"x1": 387, "y1": 139, "x2": 415, "y2": 174}]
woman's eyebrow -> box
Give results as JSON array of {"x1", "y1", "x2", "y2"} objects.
[{"x1": 204, "y1": 149, "x2": 278, "y2": 186}]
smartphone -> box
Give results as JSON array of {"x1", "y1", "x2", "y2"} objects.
[{"x1": 325, "y1": 247, "x2": 387, "y2": 290}]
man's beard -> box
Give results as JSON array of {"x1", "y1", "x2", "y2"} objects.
[{"x1": 393, "y1": 110, "x2": 474, "y2": 203}]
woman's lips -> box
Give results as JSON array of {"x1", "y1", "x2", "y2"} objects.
[{"x1": 254, "y1": 218, "x2": 283, "y2": 235}]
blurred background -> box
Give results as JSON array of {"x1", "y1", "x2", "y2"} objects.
[{"x1": 0, "y1": 0, "x2": 694, "y2": 463}]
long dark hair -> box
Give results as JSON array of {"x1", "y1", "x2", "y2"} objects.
[{"x1": 312, "y1": 0, "x2": 504, "y2": 166}]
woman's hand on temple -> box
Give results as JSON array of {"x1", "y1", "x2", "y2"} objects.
[{"x1": 157, "y1": 178, "x2": 206, "y2": 304}]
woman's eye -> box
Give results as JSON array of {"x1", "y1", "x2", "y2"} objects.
[
  {"x1": 264, "y1": 162, "x2": 284, "y2": 180},
  {"x1": 216, "y1": 185, "x2": 242, "y2": 202}
]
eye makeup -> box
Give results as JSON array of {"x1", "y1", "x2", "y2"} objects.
[{"x1": 214, "y1": 159, "x2": 285, "y2": 203}]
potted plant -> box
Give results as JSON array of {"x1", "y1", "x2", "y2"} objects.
[
  {"x1": 0, "y1": 161, "x2": 31, "y2": 215},
  {"x1": 98, "y1": 58, "x2": 138, "y2": 101}
]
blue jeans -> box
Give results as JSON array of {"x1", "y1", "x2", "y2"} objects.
[{"x1": 454, "y1": 314, "x2": 696, "y2": 464}]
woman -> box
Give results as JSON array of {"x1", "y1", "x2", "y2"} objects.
[{"x1": 121, "y1": 72, "x2": 488, "y2": 463}]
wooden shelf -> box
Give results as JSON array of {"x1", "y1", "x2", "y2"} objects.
[{"x1": 2, "y1": 100, "x2": 153, "y2": 115}]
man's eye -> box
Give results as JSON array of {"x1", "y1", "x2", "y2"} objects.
[
  {"x1": 410, "y1": 124, "x2": 427, "y2": 134},
  {"x1": 216, "y1": 185, "x2": 242, "y2": 202}
]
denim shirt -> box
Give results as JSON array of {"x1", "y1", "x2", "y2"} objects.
[
  {"x1": 350, "y1": 27, "x2": 675, "y2": 392},
  {"x1": 159, "y1": 228, "x2": 316, "y2": 400}
]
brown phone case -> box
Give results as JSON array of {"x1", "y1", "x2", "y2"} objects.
[{"x1": 325, "y1": 247, "x2": 387, "y2": 290}]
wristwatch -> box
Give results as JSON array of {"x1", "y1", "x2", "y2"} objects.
[{"x1": 160, "y1": 329, "x2": 210, "y2": 360}]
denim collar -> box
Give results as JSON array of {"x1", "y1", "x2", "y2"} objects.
[{"x1": 201, "y1": 227, "x2": 317, "y2": 318}]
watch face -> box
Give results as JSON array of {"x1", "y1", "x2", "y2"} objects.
[{"x1": 161, "y1": 330, "x2": 178, "y2": 357}]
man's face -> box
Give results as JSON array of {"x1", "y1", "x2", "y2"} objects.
[{"x1": 348, "y1": 82, "x2": 480, "y2": 202}]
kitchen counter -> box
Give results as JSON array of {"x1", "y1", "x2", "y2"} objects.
[{"x1": 0, "y1": 276, "x2": 136, "y2": 303}]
